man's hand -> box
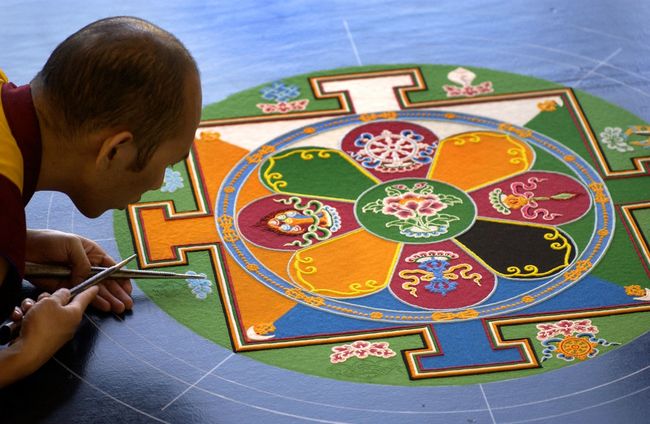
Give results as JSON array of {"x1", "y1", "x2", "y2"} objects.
[
  {"x1": 25, "y1": 229, "x2": 133, "y2": 313},
  {"x1": 18, "y1": 287, "x2": 100, "y2": 360},
  {"x1": 0, "y1": 286, "x2": 99, "y2": 387}
]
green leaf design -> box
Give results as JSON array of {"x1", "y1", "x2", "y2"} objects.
[
  {"x1": 551, "y1": 192, "x2": 577, "y2": 200},
  {"x1": 386, "y1": 219, "x2": 410, "y2": 229},
  {"x1": 427, "y1": 214, "x2": 460, "y2": 226},
  {"x1": 362, "y1": 199, "x2": 384, "y2": 213},
  {"x1": 489, "y1": 188, "x2": 511, "y2": 214},
  {"x1": 438, "y1": 194, "x2": 463, "y2": 205},
  {"x1": 385, "y1": 186, "x2": 403, "y2": 197}
]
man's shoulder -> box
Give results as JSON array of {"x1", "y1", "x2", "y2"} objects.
[{"x1": 0, "y1": 169, "x2": 27, "y2": 289}]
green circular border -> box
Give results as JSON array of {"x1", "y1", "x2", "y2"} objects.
[{"x1": 354, "y1": 178, "x2": 477, "y2": 243}]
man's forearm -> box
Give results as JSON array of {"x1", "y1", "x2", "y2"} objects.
[
  {"x1": 0, "y1": 340, "x2": 40, "y2": 388},
  {"x1": 0, "y1": 258, "x2": 40, "y2": 388}
]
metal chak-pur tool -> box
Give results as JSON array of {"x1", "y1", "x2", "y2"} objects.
[
  {"x1": 24, "y1": 261, "x2": 199, "y2": 280},
  {"x1": 0, "y1": 254, "x2": 137, "y2": 345}
]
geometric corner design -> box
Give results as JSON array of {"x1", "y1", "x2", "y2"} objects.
[{"x1": 618, "y1": 201, "x2": 650, "y2": 276}]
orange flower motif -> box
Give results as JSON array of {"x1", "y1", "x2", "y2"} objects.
[
  {"x1": 197, "y1": 131, "x2": 223, "y2": 143},
  {"x1": 253, "y1": 322, "x2": 276, "y2": 335},
  {"x1": 625, "y1": 285, "x2": 645, "y2": 297},
  {"x1": 503, "y1": 194, "x2": 529, "y2": 209},
  {"x1": 370, "y1": 311, "x2": 384, "y2": 320},
  {"x1": 537, "y1": 100, "x2": 558, "y2": 112}
]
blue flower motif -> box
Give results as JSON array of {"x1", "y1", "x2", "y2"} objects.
[
  {"x1": 160, "y1": 167, "x2": 184, "y2": 193},
  {"x1": 260, "y1": 81, "x2": 300, "y2": 102},
  {"x1": 418, "y1": 258, "x2": 458, "y2": 296},
  {"x1": 185, "y1": 271, "x2": 212, "y2": 300}
]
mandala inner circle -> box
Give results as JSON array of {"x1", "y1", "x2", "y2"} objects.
[{"x1": 354, "y1": 178, "x2": 477, "y2": 243}]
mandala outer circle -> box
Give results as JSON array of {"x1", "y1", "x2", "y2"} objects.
[{"x1": 216, "y1": 110, "x2": 615, "y2": 323}]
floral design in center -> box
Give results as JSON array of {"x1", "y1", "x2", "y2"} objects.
[{"x1": 356, "y1": 179, "x2": 476, "y2": 243}]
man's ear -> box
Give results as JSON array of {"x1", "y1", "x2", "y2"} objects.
[{"x1": 95, "y1": 131, "x2": 135, "y2": 169}]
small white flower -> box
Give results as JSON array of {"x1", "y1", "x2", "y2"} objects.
[{"x1": 599, "y1": 127, "x2": 633, "y2": 152}]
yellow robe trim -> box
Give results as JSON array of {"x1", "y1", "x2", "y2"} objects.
[{"x1": 0, "y1": 70, "x2": 25, "y2": 193}]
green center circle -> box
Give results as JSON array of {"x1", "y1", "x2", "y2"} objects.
[{"x1": 354, "y1": 178, "x2": 477, "y2": 243}]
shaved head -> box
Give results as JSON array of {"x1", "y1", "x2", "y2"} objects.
[{"x1": 32, "y1": 16, "x2": 199, "y2": 169}]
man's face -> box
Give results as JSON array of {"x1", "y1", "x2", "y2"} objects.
[{"x1": 78, "y1": 71, "x2": 202, "y2": 218}]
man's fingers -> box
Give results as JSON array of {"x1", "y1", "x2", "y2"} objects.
[
  {"x1": 117, "y1": 278, "x2": 133, "y2": 296},
  {"x1": 96, "y1": 285, "x2": 126, "y2": 313},
  {"x1": 11, "y1": 306, "x2": 23, "y2": 321},
  {"x1": 81, "y1": 237, "x2": 116, "y2": 268},
  {"x1": 21, "y1": 298, "x2": 35, "y2": 312},
  {"x1": 103, "y1": 280, "x2": 134, "y2": 310},
  {"x1": 90, "y1": 296, "x2": 112, "y2": 312},
  {"x1": 96, "y1": 254, "x2": 117, "y2": 268},
  {"x1": 50, "y1": 288, "x2": 71, "y2": 304},
  {"x1": 68, "y1": 236, "x2": 92, "y2": 284},
  {"x1": 70, "y1": 285, "x2": 100, "y2": 310}
]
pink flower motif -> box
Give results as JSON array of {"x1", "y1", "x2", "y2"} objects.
[
  {"x1": 535, "y1": 319, "x2": 599, "y2": 341},
  {"x1": 443, "y1": 81, "x2": 493, "y2": 98},
  {"x1": 464, "y1": 86, "x2": 478, "y2": 96},
  {"x1": 555, "y1": 320, "x2": 578, "y2": 336},
  {"x1": 572, "y1": 319, "x2": 599, "y2": 334},
  {"x1": 443, "y1": 86, "x2": 463, "y2": 97},
  {"x1": 382, "y1": 192, "x2": 447, "y2": 219},
  {"x1": 256, "y1": 99, "x2": 310, "y2": 114},
  {"x1": 330, "y1": 340, "x2": 397, "y2": 363},
  {"x1": 350, "y1": 340, "x2": 370, "y2": 349},
  {"x1": 536, "y1": 323, "x2": 556, "y2": 331},
  {"x1": 536, "y1": 330, "x2": 555, "y2": 341}
]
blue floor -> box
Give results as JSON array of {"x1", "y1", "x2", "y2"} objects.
[{"x1": 1, "y1": 1, "x2": 649, "y2": 423}]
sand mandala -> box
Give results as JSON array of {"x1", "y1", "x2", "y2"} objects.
[{"x1": 115, "y1": 65, "x2": 650, "y2": 385}]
